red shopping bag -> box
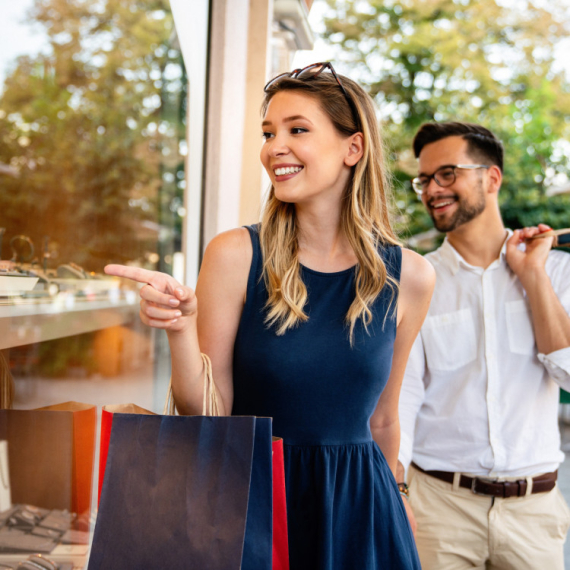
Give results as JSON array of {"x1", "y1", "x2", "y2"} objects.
[
  {"x1": 97, "y1": 405, "x2": 289, "y2": 570},
  {"x1": 272, "y1": 437, "x2": 289, "y2": 570},
  {"x1": 97, "y1": 404, "x2": 153, "y2": 504}
]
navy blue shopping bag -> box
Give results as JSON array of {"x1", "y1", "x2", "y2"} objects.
[
  {"x1": 242, "y1": 416, "x2": 273, "y2": 568},
  {"x1": 88, "y1": 414, "x2": 273, "y2": 570}
]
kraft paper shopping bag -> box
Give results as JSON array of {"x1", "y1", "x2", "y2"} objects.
[{"x1": 0, "y1": 402, "x2": 96, "y2": 515}]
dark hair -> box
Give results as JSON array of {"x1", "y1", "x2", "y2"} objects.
[{"x1": 412, "y1": 122, "x2": 504, "y2": 172}]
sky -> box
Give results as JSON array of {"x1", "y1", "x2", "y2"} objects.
[{"x1": 0, "y1": 0, "x2": 48, "y2": 89}]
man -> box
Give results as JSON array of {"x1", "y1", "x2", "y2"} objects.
[{"x1": 397, "y1": 122, "x2": 570, "y2": 569}]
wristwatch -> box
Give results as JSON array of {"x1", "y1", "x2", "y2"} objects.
[{"x1": 397, "y1": 482, "x2": 409, "y2": 499}]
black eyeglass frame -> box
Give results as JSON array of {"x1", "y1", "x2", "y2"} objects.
[
  {"x1": 264, "y1": 62, "x2": 359, "y2": 127},
  {"x1": 412, "y1": 164, "x2": 490, "y2": 196}
]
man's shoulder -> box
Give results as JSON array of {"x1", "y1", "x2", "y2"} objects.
[
  {"x1": 423, "y1": 245, "x2": 448, "y2": 269},
  {"x1": 424, "y1": 248, "x2": 442, "y2": 261}
]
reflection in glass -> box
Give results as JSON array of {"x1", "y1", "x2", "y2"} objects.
[
  {"x1": 0, "y1": 0, "x2": 186, "y2": 276},
  {"x1": 0, "y1": 1, "x2": 188, "y2": 566}
]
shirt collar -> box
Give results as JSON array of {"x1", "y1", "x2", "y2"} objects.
[{"x1": 439, "y1": 229, "x2": 513, "y2": 275}]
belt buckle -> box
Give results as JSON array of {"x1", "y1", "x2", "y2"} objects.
[
  {"x1": 504, "y1": 479, "x2": 527, "y2": 498},
  {"x1": 470, "y1": 476, "x2": 497, "y2": 496}
]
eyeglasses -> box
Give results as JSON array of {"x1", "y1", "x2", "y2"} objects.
[
  {"x1": 264, "y1": 62, "x2": 358, "y2": 125},
  {"x1": 412, "y1": 164, "x2": 490, "y2": 195}
]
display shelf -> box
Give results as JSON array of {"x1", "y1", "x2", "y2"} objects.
[
  {"x1": 0, "y1": 545, "x2": 88, "y2": 570},
  {"x1": 0, "y1": 291, "x2": 139, "y2": 350}
]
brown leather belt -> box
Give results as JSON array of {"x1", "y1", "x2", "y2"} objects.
[{"x1": 411, "y1": 462, "x2": 557, "y2": 498}]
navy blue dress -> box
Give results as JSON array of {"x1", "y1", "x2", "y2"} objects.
[{"x1": 232, "y1": 225, "x2": 420, "y2": 570}]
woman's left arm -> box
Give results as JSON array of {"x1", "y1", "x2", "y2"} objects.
[{"x1": 370, "y1": 249, "x2": 435, "y2": 477}]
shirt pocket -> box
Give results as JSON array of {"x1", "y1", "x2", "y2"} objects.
[
  {"x1": 421, "y1": 308, "x2": 477, "y2": 371},
  {"x1": 505, "y1": 299, "x2": 536, "y2": 355}
]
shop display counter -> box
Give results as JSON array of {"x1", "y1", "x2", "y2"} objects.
[{"x1": 0, "y1": 291, "x2": 139, "y2": 350}]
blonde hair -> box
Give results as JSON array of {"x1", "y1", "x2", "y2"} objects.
[{"x1": 260, "y1": 72, "x2": 400, "y2": 343}]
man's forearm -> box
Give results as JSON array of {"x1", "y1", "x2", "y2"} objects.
[{"x1": 522, "y1": 270, "x2": 570, "y2": 355}]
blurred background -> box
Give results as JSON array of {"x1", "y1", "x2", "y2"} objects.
[{"x1": 0, "y1": 0, "x2": 568, "y2": 567}]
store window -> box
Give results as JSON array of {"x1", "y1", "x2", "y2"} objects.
[{"x1": 0, "y1": 0, "x2": 189, "y2": 566}]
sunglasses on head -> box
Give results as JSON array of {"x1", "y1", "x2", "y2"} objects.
[{"x1": 264, "y1": 62, "x2": 359, "y2": 126}]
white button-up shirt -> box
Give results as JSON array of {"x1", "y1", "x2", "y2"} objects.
[{"x1": 399, "y1": 232, "x2": 570, "y2": 477}]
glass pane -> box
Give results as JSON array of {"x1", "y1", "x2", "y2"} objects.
[{"x1": 0, "y1": 0, "x2": 187, "y2": 566}]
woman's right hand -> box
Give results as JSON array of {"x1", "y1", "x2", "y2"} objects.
[{"x1": 104, "y1": 264, "x2": 197, "y2": 333}]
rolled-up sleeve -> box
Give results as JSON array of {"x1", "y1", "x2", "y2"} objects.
[
  {"x1": 538, "y1": 348, "x2": 570, "y2": 390},
  {"x1": 398, "y1": 333, "x2": 426, "y2": 471}
]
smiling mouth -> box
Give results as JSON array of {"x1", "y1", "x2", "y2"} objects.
[
  {"x1": 274, "y1": 166, "x2": 303, "y2": 177},
  {"x1": 430, "y1": 198, "x2": 457, "y2": 211}
]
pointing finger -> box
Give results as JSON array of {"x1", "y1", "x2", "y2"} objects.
[
  {"x1": 104, "y1": 264, "x2": 181, "y2": 295},
  {"x1": 105, "y1": 264, "x2": 159, "y2": 284}
]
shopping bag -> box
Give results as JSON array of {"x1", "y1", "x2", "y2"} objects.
[
  {"x1": 97, "y1": 403, "x2": 154, "y2": 504},
  {"x1": 272, "y1": 437, "x2": 289, "y2": 570},
  {"x1": 97, "y1": 406, "x2": 290, "y2": 569},
  {"x1": 0, "y1": 402, "x2": 96, "y2": 515},
  {"x1": 159, "y1": 353, "x2": 288, "y2": 567},
  {"x1": 242, "y1": 416, "x2": 273, "y2": 569},
  {"x1": 89, "y1": 412, "x2": 274, "y2": 569}
]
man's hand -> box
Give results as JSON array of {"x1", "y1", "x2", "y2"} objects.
[
  {"x1": 402, "y1": 495, "x2": 417, "y2": 537},
  {"x1": 504, "y1": 224, "x2": 570, "y2": 354},
  {"x1": 505, "y1": 224, "x2": 553, "y2": 287},
  {"x1": 396, "y1": 461, "x2": 417, "y2": 536},
  {"x1": 104, "y1": 264, "x2": 197, "y2": 333}
]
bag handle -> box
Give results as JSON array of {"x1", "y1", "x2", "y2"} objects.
[{"x1": 163, "y1": 353, "x2": 220, "y2": 417}]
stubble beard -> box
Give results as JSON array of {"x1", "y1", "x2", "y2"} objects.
[{"x1": 430, "y1": 182, "x2": 486, "y2": 233}]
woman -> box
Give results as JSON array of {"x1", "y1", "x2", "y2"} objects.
[{"x1": 106, "y1": 63, "x2": 434, "y2": 569}]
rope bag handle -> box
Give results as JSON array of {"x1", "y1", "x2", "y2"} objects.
[{"x1": 163, "y1": 353, "x2": 220, "y2": 416}]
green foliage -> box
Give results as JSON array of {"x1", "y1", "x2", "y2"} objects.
[
  {"x1": 0, "y1": 0, "x2": 187, "y2": 272},
  {"x1": 321, "y1": 0, "x2": 570, "y2": 245}
]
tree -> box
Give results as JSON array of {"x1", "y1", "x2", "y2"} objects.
[
  {"x1": 0, "y1": 0, "x2": 187, "y2": 272},
  {"x1": 321, "y1": 0, "x2": 570, "y2": 248}
]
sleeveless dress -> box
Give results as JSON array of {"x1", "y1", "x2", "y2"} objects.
[{"x1": 232, "y1": 225, "x2": 421, "y2": 570}]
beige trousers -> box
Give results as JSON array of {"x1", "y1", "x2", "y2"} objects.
[{"x1": 408, "y1": 464, "x2": 570, "y2": 570}]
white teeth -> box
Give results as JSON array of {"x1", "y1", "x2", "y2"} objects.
[
  {"x1": 275, "y1": 166, "x2": 303, "y2": 176},
  {"x1": 433, "y1": 201, "x2": 454, "y2": 209}
]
